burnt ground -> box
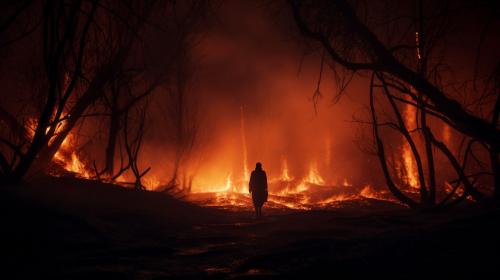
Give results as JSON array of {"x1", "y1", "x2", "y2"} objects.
[{"x1": 1, "y1": 177, "x2": 499, "y2": 279}]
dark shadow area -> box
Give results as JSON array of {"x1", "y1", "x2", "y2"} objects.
[{"x1": 1, "y1": 177, "x2": 499, "y2": 279}]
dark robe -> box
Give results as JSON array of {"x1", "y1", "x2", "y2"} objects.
[{"x1": 249, "y1": 169, "x2": 268, "y2": 207}]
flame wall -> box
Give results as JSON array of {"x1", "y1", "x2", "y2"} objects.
[{"x1": 135, "y1": 0, "x2": 382, "y2": 194}]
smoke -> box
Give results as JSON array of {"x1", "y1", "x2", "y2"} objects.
[
  {"x1": 0, "y1": 0, "x2": 388, "y2": 190},
  {"x1": 136, "y1": 0, "x2": 381, "y2": 190}
]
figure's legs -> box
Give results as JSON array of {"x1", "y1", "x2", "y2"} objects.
[{"x1": 254, "y1": 204, "x2": 259, "y2": 219}]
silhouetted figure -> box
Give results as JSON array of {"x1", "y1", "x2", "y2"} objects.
[{"x1": 249, "y1": 162, "x2": 268, "y2": 219}]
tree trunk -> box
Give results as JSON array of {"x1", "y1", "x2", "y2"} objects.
[{"x1": 105, "y1": 90, "x2": 121, "y2": 176}]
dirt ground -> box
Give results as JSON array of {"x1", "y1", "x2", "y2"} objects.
[{"x1": 1, "y1": 177, "x2": 499, "y2": 279}]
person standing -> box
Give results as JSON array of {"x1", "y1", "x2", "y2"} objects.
[{"x1": 249, "y1": 162, "x2": 268, "y2": 219}]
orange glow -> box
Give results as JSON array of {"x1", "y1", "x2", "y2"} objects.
[
  {"x1": 280, "y1": 158, "x2": 293, "y2": 181},
  {"x1": 342, "y1": 178, "x2": 351, "y2": 187},
  {"x1": 240, "y1": 106, "x2": 249, "y2": 183},
  {"x1": 27, "y1": 117, "x2": 91, "y2": 178},
  {"x1": 66, "y1": 152, "x2": 90, "y2": 177},
  {"x1": 402, "y1": 145, "x2": 419, "y2": 188},
  {"x1": 360, "y1": 185, "x2": 378, "y2": 199},
  {"x1": 303, "y1": 161, "x2": 324, "y2": 185},
  {"x1": 143, "y1": 176, "x2": 161, "y2": 191},
  {"x1": 225, "y1": 173, "x2": 232, "y2": 191},
  {"x1": 52, "y1": 132, "x2": 91, "y2": 178},
  {"x1": 442, "y1": 124, "x2": 450, "y2": 145},
  {"x1": 415, "y1": 32, "x2": 422, "y2": 60},
  {"x1": 317, "y1": 194, "x2": 356, "y2": 205},
  {"x1": 185, "y1": 158, "x2": 396, "y2": 209},
  {"x1": 401, "y1": 100, "x2": 419, "y2": 190},
  {"x1": 27, "y1": 114, "x2": 396, "y2": 209},
  {"x1": 444, "y1": 181, "x2": 466, "y2": 199}
]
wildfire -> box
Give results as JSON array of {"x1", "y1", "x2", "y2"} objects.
[
  {"x1": 25, "y1": 116, "x2": 396, "y2": 210},
  {"x1": 27, "y1": 117, "x2": 92, "y2": 178},
  {"x1": 225, "y1": 174, "x2": 232, "y2": 191},
  {"x1": 52, "y1": 131, "x2": 91, "y2": 178},
  {"x1": 303, "y1": 161, "x2": 324, "y2": 185},
  {"x1": 280, "y1": 158, "x2": 293, "y2": 181},
  {"x1": 402, "y1": 145, "x2": 419, "y2": 188},
  {"x1": 401, "y1": 98, "x2": 419, "y2": 190},
  {"x1": 360, "y1": 185, "x2": 381, "y2": 200},
  {"x1": 186, "y1": 158, "x2": 395, "y2": 210},
  {"x1": 67, "y1": 153, "x2": 89, "y2": 177}
]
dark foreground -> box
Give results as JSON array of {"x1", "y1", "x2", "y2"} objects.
[{"x1": 1, "y1": 177, "x2": 499, "y2": 279}]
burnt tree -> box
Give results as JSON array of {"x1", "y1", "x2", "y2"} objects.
[{"x1": 288, "y1": 0, "x2": 500, "y2": 206}]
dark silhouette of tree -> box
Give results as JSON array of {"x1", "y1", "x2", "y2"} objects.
[
  {"x1": 122, "y1": 104, "x2": 149, "y2": 189},
  {"x1": 0, "y1": 0, "x2": 208, "y2": 185},
  {"x1": 91, "y1": 1, "x2": 206, "y2": 188},
  {"x1": 92, "y1": 72, "x2": 159, "y2": 180},
  {"x1": 162, "y1": 51, "x2": 199, "y2": 193},
  {"x1": 288, "y1": 0, "x2": 500, "y2": 206},
  {"x1": 0, "y1": 0, "x2": 161, "y2": 184}
]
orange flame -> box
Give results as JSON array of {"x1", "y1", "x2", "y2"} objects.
[
  {"x1": 27, "y1": 117, "x2": 91, "y2": 178},
  {"x1": 280, "y1": 158, "x2": 293, "y2": 181},
  {"x1": 304, "y1": 161, "x2": 324, "y2": 185},
  {"x1": 401, "y1": 99, "x2": 419, "y2": 189},
  {"x1": 184, "y1": 158, "x2": 399, "y2": 210}
]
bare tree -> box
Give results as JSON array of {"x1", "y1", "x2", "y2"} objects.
[
  {"x1": 122, "y1": 104, "x2": 150, "y2": 189},
  {"x1": 162, "y1": 53, "x2": 199, "y2": 192},
  {"x1": 0, "y1": 0, "x2": 159, "y2": 184},
  {"x1": 288, "y1": 0, "x2": 500, "y2": 206},
  {"x1": 91, "y1": 0, "x2": 206, "y2": 188},
  {"x1": 92, "y1": 71, "x2": 159, "y2": 180}
]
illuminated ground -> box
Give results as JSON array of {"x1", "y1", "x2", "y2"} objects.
[
  {"x1": 2, "y1": 176, "x2": 499, "y2": 279},
  {"x1": 185, "y1": 179, "x2": 398, "y2": 211},
  {"x1": 186, "y1": 191, "x2": 396, "y2": 211}
]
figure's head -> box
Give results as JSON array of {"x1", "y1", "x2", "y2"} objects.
[{"x1": 255, "y1": 162, "x2": 262, "y2": 170}]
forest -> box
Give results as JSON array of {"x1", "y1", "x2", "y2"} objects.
[{"x1": 1, "y1": 0, "x2": 499, "y2": 279}]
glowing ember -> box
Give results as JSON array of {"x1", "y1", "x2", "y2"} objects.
[
  {"x1": 360, "y1": 185, "x2": 381, "y2": 199},
  {"x1": 25, "y1": 116, "x2": 395, "y2": 210},
  {"x1": 25, "y1": 116, "x2": 397, "y2": 210},
  {"x1": 443, "y1": 181, "x2": 465, "y2": 198},
  {"x1": 415, "y1": 32, "x2": 422, "y2": 60},
  {"x1": 317, "y1": 194, "x2": 356, "y2": 205},
  {"x1": 186, "y1": 159, "x2": 396, "y2": 210},
  {"x1": 360, "y1": 185, "x2": 396, "y2": 202}
]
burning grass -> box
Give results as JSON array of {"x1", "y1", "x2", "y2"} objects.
[
  {"x1": 35, "y1": 128, "x2": 399, "y2": 210},
  {"x1": 25, "y1": 115, "x2": 451, "y2": 211},
  {"x1": 185, "y1": 162, "x2": 397, "y2": 210}
]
